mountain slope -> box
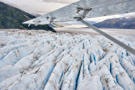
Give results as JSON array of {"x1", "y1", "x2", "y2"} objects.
[
  {"x1": 0, "y1": 2, "x2": 55, "y2": 31},
  {"x1": 94, "y1": 17, "x2": 135, "y2": 29},
  {"x1": 0, "y1": 2, "x2": 35, "y2": 29}
]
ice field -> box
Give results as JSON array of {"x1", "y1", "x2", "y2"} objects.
[{"x1": 0, "y1": 29, "x2": 135, "y2": 90}]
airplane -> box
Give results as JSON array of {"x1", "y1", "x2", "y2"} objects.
[{"x1": 23, "y1": 0, "x2": 135, "y2": 55}]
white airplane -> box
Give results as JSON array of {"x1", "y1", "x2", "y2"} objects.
[{"x1": 23, "y1": 0, "x2": 135, "y2": 55}]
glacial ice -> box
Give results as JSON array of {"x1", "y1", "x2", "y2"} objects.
[{"x1": 0, "y1": 30, "x2": 135, "y2": 90}]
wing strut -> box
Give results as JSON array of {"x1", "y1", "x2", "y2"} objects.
[{"x1": 79, "y1": 18, "x2": 135, "y2": 55}]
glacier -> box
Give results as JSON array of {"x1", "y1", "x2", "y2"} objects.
[{"x1": 0, "y1": 29, "x2": 135, "y2": 90}]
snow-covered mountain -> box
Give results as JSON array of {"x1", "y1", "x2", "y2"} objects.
[
  {"x1": 94, "y1": 16, "x2": 135, "y2": 29},
  {"x1": 0, "y1": 29, "x2": 135, "y2": 90}
]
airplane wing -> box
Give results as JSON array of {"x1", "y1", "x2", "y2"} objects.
[{"x1": 23, "y1": 0, "x2": 135, "y2": 25}]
